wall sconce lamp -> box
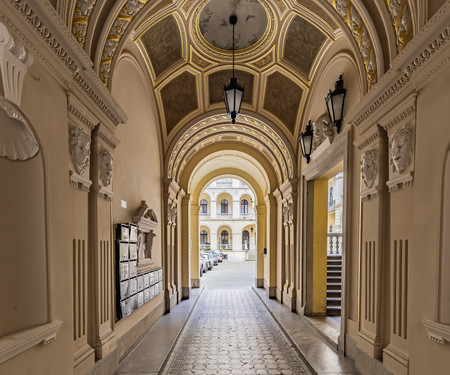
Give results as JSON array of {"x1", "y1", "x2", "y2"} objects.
[
  {"x1": 299, "y1": 120, "x2": 313, "y2": 164},
  {"x1": 325, "y1": 75, "x2": 346, "y2": 134},
  {"x1": 223, "y1": 15, "x2": 244, "y2": 124},
  {"x1": 250, "y1": 227, "x2": 254, "y2": 233}
]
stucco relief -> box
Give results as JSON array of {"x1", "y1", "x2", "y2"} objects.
[
  {"x1": 140, "y1": 15, "x2": 182, "y2": 78},
  {"x1": 69, "y1": 126, "x2": 91, "y2": 174},
  {"x1": 99, "y1": 148, "x2": 113, "y2": 186},
  {"x1": 311, "y1": 114, "x2": 332, "y2": 152},
  {"x1": 389, "y1": 128, "x2": 412, "y2": 174},
  {"x1": 0, "y1": 97, "x2": 39, "y2": 161},
  {"x1": 385, "y1": 0, "x2": 413, "y2": 50},
  {"x1": 361, "y1": 149, "x2": 378, "y2": 189},
  {"x1": 71, "y1": 0, "x2": 97, "y2": 48},
  {"x1": 283, "y1": 16, "x2": 327, "y2": 76}
]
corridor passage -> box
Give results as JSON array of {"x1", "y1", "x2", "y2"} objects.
[{"x1": 162, "y1": 288, "x2": 311, "y2": 375}]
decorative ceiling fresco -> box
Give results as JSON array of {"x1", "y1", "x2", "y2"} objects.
[
  {"x1": 208, "y1": 69, "x2": 254, "y2": 105},
  {"x1": 199, "y1": 0, "x2": 268, "y2": 50},
  {"x1": 283, "y1": 15, "x2": 327, "y2": 77},
  {"x1": 139, "y1": 15, "x2": 182, "y2": 79},
  {"x1": 66, "y1": 0, "x2": 417, "y2": 181},
  {"x1": 263, "y1": 71, "x2": 303, "y2": 135}
]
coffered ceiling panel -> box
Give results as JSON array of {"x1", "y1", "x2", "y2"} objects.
[
  {"x1": 161, "y1": 71, "x2": 198, "y2": 135},
  {"x1": 208, "y1": 69, "x2": 254, "y2": 106},
  {"x1": 140, "y1": 15, "x2": 183, "y2": 79},
  {"x1": 296, "y1": 0, "x2": 338, "y2": 29},
  {"x1": 283, "y1": 15, "x2": 328, "y2": 76},
  {"x1": 263, "y1": 72, "x2": 302, "y2": 135}
]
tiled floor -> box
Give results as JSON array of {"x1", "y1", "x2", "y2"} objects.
[
  {"x1": 117, "y1": 261, "x2": 360, "y2": 375},
  {"x1": 162, "y1": 289, "x2": 312, "y2": 375}
]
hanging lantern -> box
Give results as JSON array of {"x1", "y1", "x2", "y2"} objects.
[
  {"x1": 299, "y1": 120, "x2": 313, "y2": 164},
  {"x1": 325, "y1": 75, "x2": 346, "y2": 134},
  {"x1": 223, "y1": 15, "x2": 244, "y2": 124}
]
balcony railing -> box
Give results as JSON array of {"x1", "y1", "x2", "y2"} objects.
[
  {"x1": 218, "y1": 243, "x2": 232, "y2": 251},
  {"x1": 327, "y1": 232, "x2": 342, "y2": 254}
]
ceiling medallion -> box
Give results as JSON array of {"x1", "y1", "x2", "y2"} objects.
[{"x1": 191, "y1": 0, "x2": 275, "y2": 61}]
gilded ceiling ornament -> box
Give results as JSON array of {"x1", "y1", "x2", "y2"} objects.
[
  {"x1": 384, "y1": 0, "x2": 413, "y2": 51},
  {"x1": 71, "y1": 0, "x2": 97, "y2": 48},
  {"x1": 69, "y1": 126, "x2": 91, "y2": 174},
  {"x1": 192, "y1": 52, "x2": 212, "y2": 68},
  {"x1": 99, "y1": 0, "x2": 150, "y2": 85},
  {"x1": 326, "y1": 0, "x2": 378, "y2": 89},
  {"x1": 361, "y1": 149, "x2": 377, "y2": 189}
]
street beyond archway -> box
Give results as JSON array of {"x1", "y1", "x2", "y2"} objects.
[{"x1": 201, "y1": 260, "x2": 256, "y2": 289}]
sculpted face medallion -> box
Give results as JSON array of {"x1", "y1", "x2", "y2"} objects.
[
  {"x1": 390, "y1": 128, "x2": 412, "y2": 174},
  {"x1": 69, "y1": 127, "x2": 91, "y2": 174},
  {"x1": 99, "y1": 148, "x2": 113, "y2": 186},
  {"x1": 361, "y1": 150, "x2": 377, "y2": 189}
]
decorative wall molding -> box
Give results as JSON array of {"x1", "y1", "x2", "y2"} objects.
[
  {"x1": 69, "y1": 170, "x2": 92, "y2": 192},
  {"x1": 311, "y1": 113, "x2": 333, "y2": 153},
  {"x1": 3, "y1": 0, "x2": 127, "y2": 127},
  {"x1": 360, "y1": 187, "x2": 379, "y2": 201},
  {"x1": 383, "y1": 344, "x2": 410, "y2": 367},
  {"x1": 97, "y1": 186, "x2": 113, "y2": 201},
  {"x1": 0, "y1": 321, "x2": 62, "y2": 365},
  {"x1": 387, "y1": 172, "x2": 413, "y2": 192},
  {"x1": 383, "y1": 0, "x2": 413, "y2": 51},
  {"x1": 0, "y1": 21, "x2": 33, "y2": 106},
  {"x1": 71, "y1": 0, "x2": 98, "y2": 48},
  {"x1": 354, "y1": 124, "x2": 382, "y2": 151},
  {"x1": 67, "y1": 94, "x2": 98, "y2": 131},
  {"x1": 348, "y1": 2, "x2": 450, "y2": 127},
  {"x1": 423, "y1": 320, "x2": 450, "y2": 344},
  {"x1": 99, "y1": 147, "x2": 113, "y2": 187}
]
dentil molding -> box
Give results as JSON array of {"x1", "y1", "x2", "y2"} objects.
[{"x1": 423, "y1": 320, "x2": 450, "y2": 344}]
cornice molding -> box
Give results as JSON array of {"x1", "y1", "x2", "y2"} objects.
[
  {"x1": 348, "y1": 1, "x2": 450, "y2": 128},
  {"x1": 354, "y1": 124, "x2": 384, "y2": 150},
  {"x1": 3, "y1": 0, "x2": 127, "y2": 128}
]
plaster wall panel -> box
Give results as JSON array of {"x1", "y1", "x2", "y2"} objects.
[
  {"x1": 112, "y1": 58, "x2": 163, "y2": 270},
  {"x1": 0, "y1": 55, "x2": 73, "y2": 374}
]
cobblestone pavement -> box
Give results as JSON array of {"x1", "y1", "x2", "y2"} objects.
[{"x1": 162, "y1": 288, "x2": 312, "y2": 375}]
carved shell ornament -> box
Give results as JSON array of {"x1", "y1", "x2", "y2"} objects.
[{"x1": 0, "y1": 97, "x2": 39, "y2": 160}]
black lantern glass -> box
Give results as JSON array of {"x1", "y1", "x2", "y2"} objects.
[
  {"x1": 299, "y1": 120, "x2": 313, "y2": 164},
  {"x1": 224, "y1": 15, "x2": 244, "y2": 124},
  {"x1": 325, "y1": 75, "x2": 346, "y2": 134}
]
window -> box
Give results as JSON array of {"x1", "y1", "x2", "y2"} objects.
[
  {"x1": 200, "y1": 230, "x2": 208, "y2": 244},
  {"x1": 200, "y1": 199, "x2": 208, "y2": 213},
  {"x1": 242, "y1": 230, "x2": 249, "y2": 250},
  {"x1": 221, "y1": 199, "x2": 228, "y2": 214},
  {"x1": 241, "y1": 199, "x2": 248, "y2": 214},
  {"x1": 221, "y1": 230, "x2": 229, "y2": 244}
]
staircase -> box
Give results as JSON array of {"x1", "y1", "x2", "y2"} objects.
[{"x1": 326, "y1": 254, "x2": 342, "y2": 316}]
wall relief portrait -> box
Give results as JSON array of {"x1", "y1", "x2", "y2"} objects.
[
  {"x1": 99, "y1": 148, "x2": 113, "y2": 186},
  {"x1": 312, "y1": 114, "x2": 333, "y2": 152},
  {"x1": 390, "y1": 128, "x2": 412, "y2": 174},
  {"x1": 361, "y1": 149, "x2": 377, "y2": 189},
  {"x1": 69, "y1": 126, "x2": 91, "y2": 174}
]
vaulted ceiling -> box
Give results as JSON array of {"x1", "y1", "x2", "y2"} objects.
[{"x1": 59, "y1": 0, "x2": 429, "y2": 176}]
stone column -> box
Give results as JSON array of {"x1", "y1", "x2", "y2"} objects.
[
  {"x1": 190, "y1": 204, "x2": 200, "y2": 287},
  {"x1": 265, "y1": 194, "x2": 277, "y2": 298},
  {"x1": 88, "y1": 124, "x2": 118, "y2": 360},
  {"x1": 272, "y1": 189, "x2": 284, "y2": 302},
  {"x1": 67, "y1": 94, "x2": 96, "y2": 374},
  {"x1": 181, "y1": 194, "x2": 191, "y2": 299},
  {"x1": 255, "y1": 204, "x2": 266, "y2": 287}
]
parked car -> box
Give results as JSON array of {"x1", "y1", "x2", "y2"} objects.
[
  {"x1": 201, "y1": 252, "x2": 213, "y2": 270},
  {"x1": 212, "y1": 250, "x2": 223, "y2": 262},
  {"x1": 207, "y1": 251, "x2": 219, "y2": 266},
  {"x1": 199, "y1": 255, "x2": 207, "y2": 277}
]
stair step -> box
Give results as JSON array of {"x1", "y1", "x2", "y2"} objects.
[
  {"x1": 327, "y1": 282, "x2": 342, "y2": 287},
  {"x1": 327, "y1": 271, "x2": 342, "y2": 275},
  {"x1": 327, "y1": 276, "x2": 342, "y2": 280},
  {"x1": 326, "y1": 297, "x2": 342, "y2": 301},
  {"x1": 326, "y1": 305, "x2": 342, "y2": 310},
  {"x1": 327, "y1": 289, "x2": 342, "y2": 294}
]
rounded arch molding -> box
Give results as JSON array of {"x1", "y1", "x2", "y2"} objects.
[{"x1": 166, "y1": 113, "x2": 296, "y2": 185}]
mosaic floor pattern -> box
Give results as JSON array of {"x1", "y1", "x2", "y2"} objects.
[{"x1": 162, "y1": 289, "x2": 312, "y2": 375}]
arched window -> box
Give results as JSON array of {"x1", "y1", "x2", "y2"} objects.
[
  {"x1": 200, "y1": 199, "x2": 208, "y2": 213},
  {"x1": 221, "y1": 199, "x2": 228, "y2": 214},
  {"x1": 221, "y1": 230, "x2": 229, "y2": 244},
  {"x1": 241, "y1": 199, "x2": 248, "y2": 214},
  {"x1": 200, "y1": 230, "x2": 208, "y2": 244},
  {"x1": 242, "y1": 230, "x2": 249, "y2": 250}
]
